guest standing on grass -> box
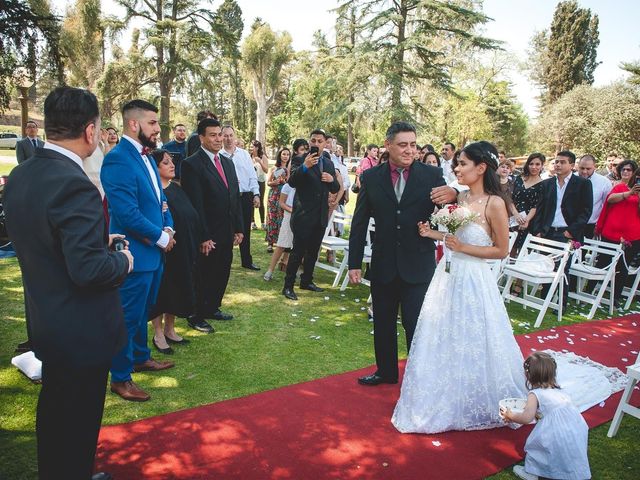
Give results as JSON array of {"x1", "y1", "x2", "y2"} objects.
[
  {"x1": 4, "y1": 86, "x2": 133, "y2": 480},
  {"x1": 148, "y1": 149, "x2": 200, "y2": 354},
  {"x1": 264, "y1": 182, "x2": 296, "y2": 281},
  {"x1": 265, "y1": 148, "x2": 291, "y2": 253},
  {"x1": 181, "y1": 118, "x2": 244, "y2": 331},
  {"x1": 101, "y1": 100, "x2": 176, "y2": 403},
  {"x1": 594, "y1": 160, "x2": 640, "y2": 306},
  {"x1": 510, "y1": 153, "x2": 545, "y2": 254},
  {"x1": 250, "y1": 140, "x2": 269, "y2": 229}
]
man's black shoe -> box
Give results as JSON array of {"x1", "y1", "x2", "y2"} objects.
[
  {"x1": 187, "y1": 316, "x2": 214, "y2": 333},
  {"x1": 300, "y1": 282, "x2": 324, "y2": 292},
  {"x1": 282, "y1": 288, "x2": 298, "y2": 300},
  {"x1": 212, "y1": 310, "x2": 233, "y2": 321},
  {"x1": 242, "y1": 263, "x2": 261, "y2": 271},
  {"x1": 357, "y1": 374, "x2": 398, "y2": 386}
]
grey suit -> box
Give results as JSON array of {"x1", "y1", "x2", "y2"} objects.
[{"x1": 16, "y1": 137, "x2": 44, "y2": 164}]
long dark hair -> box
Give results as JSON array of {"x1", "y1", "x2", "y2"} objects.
[
  {"x1": 251, "y1": 139, "x2": 264, "y2": 158},
  {"x1": 523, "y1": 152, "x2": 546, "y2": 178},
  {"x1": 456, "y1": 141, "x2": 505, "y2": 200},
  {"x1": 275, "y1": 148, "x2": 291, "y2": 168}
]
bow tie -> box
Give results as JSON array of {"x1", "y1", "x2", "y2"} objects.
[{"x1": 141, "y1": 147, "x2": 150, "y2": 156}]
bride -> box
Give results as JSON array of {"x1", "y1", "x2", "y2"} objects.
[{"x1": 392, "y1": 141, "x2": 528, "y2": 433}]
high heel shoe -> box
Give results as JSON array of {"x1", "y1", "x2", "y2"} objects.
[{"x1": 152, "y1": 337, "x2": 174, "y2": 355}]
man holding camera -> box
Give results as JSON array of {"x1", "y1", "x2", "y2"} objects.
[
  {"x1": 282, "y1": 129, "x2": 340, "y2": 300},
  {"x1": 4, "y1": 86, "x2": 133, "y2": 480}
]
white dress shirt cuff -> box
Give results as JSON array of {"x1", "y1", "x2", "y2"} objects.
[{"x1": 156, "y1": 230, "x2": 170, "y2": 248}]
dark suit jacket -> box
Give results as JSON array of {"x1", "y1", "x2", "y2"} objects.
[
  {"x1": 4, "y1": 148, "x2": 129, "y2": 367},
  {"x1": 16, "y1": 137, "x2": 44, "y2": 164},
  {"x1": 180, "y1": 148, "x2": 243, "y2": 246},
  {"x1": 532, "y1": 174, "x2": 593, "y2": 241},
  {"x1": 349, "y1": 161, "x2": 446, "y2": 284},
  {"x1": 287, "y1": 151, "x2": 340, "y2": 232}
]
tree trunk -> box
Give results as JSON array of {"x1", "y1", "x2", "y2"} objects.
[
  {"x1": 390, "y1": 1, "x2": 408, "y2": 119},
  {"x1": 254, "y1": 82, "x2": 267, "y2": 145},
  {"x1": 347, "y1": 109, "x2": 354, "y2": 156},
  {"x1": 159, "y1": 76, "x2": 171, "y2": 143}
]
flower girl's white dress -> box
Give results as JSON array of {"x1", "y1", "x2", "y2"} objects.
[{"x1": 392, "y1": 222, "x2": 527, "y2": 433}]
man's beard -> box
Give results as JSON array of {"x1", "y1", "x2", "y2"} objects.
[{"x1": 138, "y1": 129, "x2": 157, "y2": 149}]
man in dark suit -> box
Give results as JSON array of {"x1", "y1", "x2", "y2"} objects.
[
  {"x1": 4, "y1": 86, "x2": 132, "y2": 480},
  {"x1": 348, "y1": 121, "x2": 457, "y2": 386},
  {"x1": 186, "y1": 110, "x2": 217, "y2": 158},
  {"x1": 101, "y1": 100, "x2": 176, "y2": 402},
  {"x1": 532, "y1": 150, "x2": 593, "y2": 306},
  {"x1": 281, "y1": 129, "x2": 340, "y2": 300},
  {"x1": 16, "y1": 120, "x2": 44, "y2": 163},
  {"x1": 181, "y1": 118, "x2": 244, "y2": 332}
]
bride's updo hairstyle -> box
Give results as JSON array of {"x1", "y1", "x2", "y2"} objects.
[
  {"x1": 524, "y1": 352, "x2": 560, "y2": 390},
  {"x1": 455, "y1": 140, "x2": 505, "y2": 200}
]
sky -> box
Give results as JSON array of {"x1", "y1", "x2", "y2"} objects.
[{"x1": 52, "y1": 0, "x2": 640, "y2": 118}]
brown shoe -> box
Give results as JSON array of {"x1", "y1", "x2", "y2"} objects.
[
  {"x1": 110, "y1": 380, "x2": 151, "y2": 402},
  {"x1": 133, "y1": 358, "x2": 175, "y2": 372}
]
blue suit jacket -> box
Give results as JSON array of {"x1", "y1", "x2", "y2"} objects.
[{"x1": 101, "y1": 138, "x2": 173, "y2": 273}]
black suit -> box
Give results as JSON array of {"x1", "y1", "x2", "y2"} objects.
[
  {"x1": 4, "y1": 147, "x2": 129, "y2": 479},
  {"x1": 532, "y1": 174, "x2": 593, "y2": 242},
  {"x1": 284, "y1": 152, "x2": 340, "y2": 289},
  {"x1": 349, "y1": 161, "x2": 446, "y2": 380},
  {"x1": 181, "y1": 148, "x2": 243, "y2": 317},
  {"x1": 16, "y1": 136, "x2": 44, "y2": 163}
]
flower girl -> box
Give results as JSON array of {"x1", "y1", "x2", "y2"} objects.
[{"x1": 501, "y1": 352, "x2": 591, "y2": 480}]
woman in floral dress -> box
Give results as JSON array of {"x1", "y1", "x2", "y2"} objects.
[{"x1": 265, "y1": 148, "x2": 291, "y2": 252}]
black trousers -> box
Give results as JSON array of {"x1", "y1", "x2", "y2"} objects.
[
  {"x1": 195, "y1": 242, "x2": 232, "y2": 317},
  {"x1": 583, "y1": 223, "x2": 596, "y2": 239},
  {"x1": 542, "y1": 228, "x2": 572, "y2": 306},
  {"x1": 284, "y1": 222, "x2": 325, "y2": 289},
  {"x1": 370, "y1": 275, "x2": 430, "y2": 380},
  {"x1": 597, "y1": 237, "x2": 640, "y2": 301},
  {"x1": 239, "y1": 192, "x2": 255, "y2": 266},
  {"x1": 37, "y1": 361, "x2": 109, "y2": 480},
  {"x1": 252, "y1": 181, "x2": 266, "y2": 225}
]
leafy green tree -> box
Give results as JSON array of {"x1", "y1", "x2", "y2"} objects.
[
  {"x1": 530, "y1": 82, "x2": 640, "y2": 161},
  {"x1": 483, "y1": 80, "x2": 528, "y2": 155},
  {"x1": 621, "y1": 58, "x2": 640, "y2": 85},
  {"x1": 241, "y1": 19, "x2": 293, "y2": 145},
  {"x1": 529, "y1": 0, "x2": 600, "y2": 106},
  {"x1": 338, "y1": 0, "x2": 497, "y2": 121}
]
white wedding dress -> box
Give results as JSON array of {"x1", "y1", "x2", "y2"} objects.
[{"x1": 391, "y1": 222, "x2": 627, "y2": 434}]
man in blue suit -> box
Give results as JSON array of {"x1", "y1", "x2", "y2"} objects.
[{"x1": 101, "y1": 100, "x2": 176, "y2": 402}]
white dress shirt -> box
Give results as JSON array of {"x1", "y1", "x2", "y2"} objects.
[
  {"x1": 121, "y1": 135, "x2": 170, "y2": 248},
  {"x1": 43, "y1": 142, "x2": 84, "y2": 170},
  {"x1": 223, "y1": 147, "x2": 258, "y2": 195},
  {"x1": 551, "y1": 174, "x2": 572, "y2": 228},
  {"x1": 586, "y1": 171, "x2": 613, "y2": 224},
  {"x1": 440, "y1": 157, "x2": 457, "y2": 184},
  {"x1": 328, "y1": 152, "x2": 350, "y2": 189}
]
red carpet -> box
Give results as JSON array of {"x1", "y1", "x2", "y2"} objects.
[{"x1": 96, "y1": 316, "x2": 640, "y2": 479}]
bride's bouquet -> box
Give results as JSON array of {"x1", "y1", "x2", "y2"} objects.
[{"x1": 431, "y1": 204, "x2": 479, "y2": 272}]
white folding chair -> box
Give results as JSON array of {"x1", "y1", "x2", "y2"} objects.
[
  {"x1": 607, "y1": 350, "x2": 640, "y2": 437},
  {"x1": 339, "y1": 218, "x2": 375, "y2": 291},
  {"x1": 315, "y1": 210, "x2": 351, "y2": 286},
  {"x1": 501, "y1": 234, "x2": 572, "y2": 328},
  {"x1": 622, "y1": 265, "x2": 640, "y2": 310},
  {"x1": 488, "y1": 231, "x2": 518, "y2": 281},
  {"x1": 568, "y1": 238, "x2": 623, "y2": 319}
]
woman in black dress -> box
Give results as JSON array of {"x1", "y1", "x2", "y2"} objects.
[
  {"x1": 511, "y1": 152, "x2": 546, "y2": 254},
  {"x1": 149, "y1": 149, "x2": 201, "y2": 353}
]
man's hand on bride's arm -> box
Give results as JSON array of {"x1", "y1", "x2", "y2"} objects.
[
  {"x1": 348, "y1": 269, "x2": 362, "y2": 284},
  {"x1": 430, "y1": 185, "x2": 457, "y2": 205}
]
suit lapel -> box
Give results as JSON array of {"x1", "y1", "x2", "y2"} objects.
[
  {"x1": 399, "y1": 162, "x2": 420, "y2": 206},
  {"x1": 122, "y1": 140, "x2": 160, "y2": 204},
  {"x1": 378, "y1": 162, "x2": 398, "y2": 204},
  {"x1": 201, "y1": 150, "x2": 227, "y2": 190}
]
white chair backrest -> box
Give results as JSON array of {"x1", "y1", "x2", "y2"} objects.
[
  {"x1": 363, "y1": 218, "x2": 376, "y2": 257},
  {"x1": 325, "y1": 210, "x2": 352, "y2": 238},
  {"x1": 573, "y1": 238, "x2": 623, "y2": 267},
  {"x1": 518, "y1": 234, "x2": 571, "y2": 260}
]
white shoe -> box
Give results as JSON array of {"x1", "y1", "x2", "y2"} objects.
[
  {"x1": 263, "y1": 271, "x2": 273, "y2": 281},
  {"x1": 513, "y1": 465, "x2": 538, "y2": 480}
]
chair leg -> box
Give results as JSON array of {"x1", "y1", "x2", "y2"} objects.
[
  {"x1": 624, "y1": 272, "x2": 640, "y2": 310},
  {"x1": 333, "y1": 253, "x2": 349, "y2": 288},
  {"x1": 535, "y1": 280, "x2": 559, "y2": 328},
  {"x1": 607, "y1": 377, "x2": 639, "y2": 437}
]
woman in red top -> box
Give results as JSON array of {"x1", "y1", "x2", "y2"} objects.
[{"x1": 595, "y1": 160, "x2": 640, "y2": 303}]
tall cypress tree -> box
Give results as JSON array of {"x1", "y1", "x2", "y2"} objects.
[{"x1": 532, "y1": 0, "x2": 600, "y2": 106}]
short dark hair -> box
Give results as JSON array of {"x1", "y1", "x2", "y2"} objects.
[
  {"x1": 173, "y1": 123, "x2": 186, "y2": 130},
  {"x1": 196, "y1": 110, "x2": 217, "y2": 122},
  {"x1": 106, "y1": 127, "x2": 118, "y2": 133},
  {"x1": 444, "y1": 142, "x2": 456, "y2": 151},
  {"x1": 422, "y1": 144, "x2": 435, "y2": 153},
  {"x1": 579, "y1": 154, "x2": 597, "y2": 164},
  {"x1": 43, "y1": 86, "x2": 99, "y2": 140},
  {"x1": 498, "y1": 150, "x2": 506, "y2": 156},
  {"x1": 385, "y1": 121, "x2": 416, "y2": 141},
  {"x1": 197, "y1": 118, "x2": 221, "y2": 136},
  {"x1": 26, "y1": 120, "x2": 38, "y2": 128},
  {"x1": 122, "y1": 99, "x2": 158, "y2": 116},
  {"x1": 310, "y1": 128, "x2": 327, "y2": 139},
  {"x1": 556, "y1": 150, "x2": 576, "y2": 164},
  {"x1": 292, "y1": 138, "x2": 308, "y2": 153},
  {"x1": 366, "y1": 144, "x2": 378, "y2": 152}
]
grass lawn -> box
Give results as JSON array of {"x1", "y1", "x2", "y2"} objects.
[{"x1": 1, "y1": 191, "x2": 639, "y2": 479}]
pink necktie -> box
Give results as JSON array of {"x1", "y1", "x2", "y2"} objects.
[{"x1": 214, "y1": 154, "x2": 228, "y2": 188}]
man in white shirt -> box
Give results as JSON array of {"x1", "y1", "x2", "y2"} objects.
[
  {"x1": 578, "y1": 154, "x2": 613, "y2": 238},
  {"x1": 439, "y1": 141, "x2": 457, "y2": 184},
  {"x1": 222, "y1": 125, "x2": 261, "y2": 270}
]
